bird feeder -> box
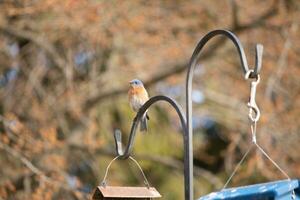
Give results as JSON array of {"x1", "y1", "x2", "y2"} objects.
[
  {"x1": 199, "y1": 179, "x2": 300, "y2": 200},
  {"x1": 92, "y1": 156, "x2": 161, "y2": 200},
  {"x1": 92, "y1": 186, "x2": 161, "y2": 200}
]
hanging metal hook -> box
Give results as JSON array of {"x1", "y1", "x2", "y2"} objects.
[
  {"x1": 111, "y1": 95, "x2": 191, "y2": 199},
  {"x1": 251, "y1": 44, "x2": 263, "y2": 79},
  {"x1": 185, "y1": 29, "x2": 264, "y2": 200},
  {"x1": 244, "y1": 44, "x2": 263, "y2": 79},
  {"x1": 113, "y1": 95, "x2": 187, "y2": 160},
  {"x1": 246, "y1": 73, "x2": 261, "y2": 122}
]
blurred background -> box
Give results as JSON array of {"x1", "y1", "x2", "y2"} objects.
[{"x1": 0, "y1": 0, "x2": 299, "y2": 199}]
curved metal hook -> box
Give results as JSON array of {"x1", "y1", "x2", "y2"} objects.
[
  {"x1": 185, "y1": 29, "x2": 263, "y2": 200},
  {"x1": 186, "y1": 29, "x2": 264, "y2": 140},
  {"x1": 113, "y1": 95, "x2": 192, "y2": 200},
  {"x1": 254, "y1": 44, "x2": 263, "y2": 78},
  {"x1": 187, "y1": 29, "x2": 263, "y2": 80},
  {"x1": 114, "y1": 95, "x2": 187, "y2": 159}
]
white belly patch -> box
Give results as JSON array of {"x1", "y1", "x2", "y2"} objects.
[{"x1": 130, "y1": 95, "x2": 144, "y2": 112}]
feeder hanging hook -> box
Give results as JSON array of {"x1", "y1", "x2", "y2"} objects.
[{"x1": 246, "y1": 72, "x2": 261, "y2": 123}]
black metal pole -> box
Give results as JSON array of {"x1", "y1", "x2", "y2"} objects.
[{"x1": 186, "y1": 29, "x2": 263, "y2": 199}]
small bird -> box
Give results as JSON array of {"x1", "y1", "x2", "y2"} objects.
[{"x1": 128, "y1": 79, "x2": 149, "y2": 132}]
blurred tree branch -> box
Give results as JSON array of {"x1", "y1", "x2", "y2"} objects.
[
  {"x1": 83, "y1": 2, "x2": 279, "y2": 111},
  {"x1": 265, "y1": 23, "x2": 297, "y2": 104},
  {"x1": 230, "y1": 0, "x2": 239, "y2": 29},
  {"x1": 0, "y1": 23, "x2": 67, "y2": 72},
  {"x1": 0, "y1": 141, "x2": 89, "y2": 198}
]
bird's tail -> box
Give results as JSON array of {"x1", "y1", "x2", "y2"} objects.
[{"x1": 140, "y1": 113, "x2": 149, "y2": 132}]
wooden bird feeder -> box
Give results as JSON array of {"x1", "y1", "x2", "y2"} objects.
[
  {"x1": 92, "y1": 186, "x2": 161, "y2": 200},
  {"x1": 92, "y1": 156, "x2": 161, "y2": 200}
]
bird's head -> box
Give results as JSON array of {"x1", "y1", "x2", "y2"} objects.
[{"x1": 129, "y1": 79, "x2": 144, "y2": 88}]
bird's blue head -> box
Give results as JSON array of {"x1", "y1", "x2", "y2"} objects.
[{"x1": 129, "y1": 79, "x2": 144, "y2": 87}]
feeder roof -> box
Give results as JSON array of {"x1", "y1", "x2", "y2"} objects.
[{"x1": 95, "y1": 186, "x2": 161, "y2": 198}]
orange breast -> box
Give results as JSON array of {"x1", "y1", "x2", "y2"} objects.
[
  {"x1": 128, "y1": 86, "x2": 145, "y2": 95},
  {"x1": 128, "y1": 86, "x2": 148, "y2": 102}
]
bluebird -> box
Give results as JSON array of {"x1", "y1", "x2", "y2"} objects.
[{"x1": 128, "y1": 79, "x2": 149, "y2": 132}]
